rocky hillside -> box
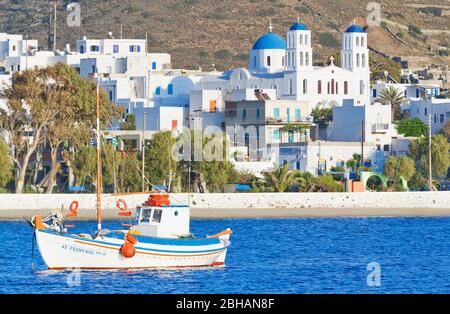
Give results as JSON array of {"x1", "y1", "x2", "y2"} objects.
[{"x1": 0, "y1": 0, "x2": 449, "y2": 69}]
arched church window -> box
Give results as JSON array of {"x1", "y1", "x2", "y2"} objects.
[
  {"x1": 344, "y1": 81, "x2": 348, "y2": 94},
  {"x1": 300, "y1": 52, "x2": 304, "y2": 66},
  {"x1": 305, "y1": 35, "x2": 308, "y2": 45},
  {"x1": 361, "y1": 37, "x2": 365, "y2": 47},
  {"x1": 356, "y1": 54, "x2": 360, "y2": 67},
  {"x1": 362, "y1": 54, "x2": 366, "y2": 67},
  {"x1": 305, "y1": 52, "x2": 309, "y2": 66},
  {"x1": 327, "y1": 82, "x2": 330, "y2": 94},
  {"x1": 300, "y1": 34, "x2": 303, "y2": 45},
  {"x1": 335, "y1": 81, "x2": 338, "y2": 94},
  {"x1": 331, "y1": 79, "x2": 335, "y2": 94},
  {"x1": 360, "y1": 80, "x2": 365, "y2": 95},
  {"x1": 282, "y1": 56, "x2": 285, "y2": 67},
  {"x1": 303, "y1": 79, "x2": 307, "y2": 94},
  {"x1": 267, "y1": 56, "x2": 271, "y2": 67},
  {"x1": 318, "y1": 81, "x2": 322, "y2": 94},
  {"x1": 356, "y1": 37, "x2": 360, "y2": 46},
  {"x1": 254, "y1": 56, "x2": 257, "y2": 67},
  {"x1": 289, "y1": 78, "x2": 293, "y2": 95}
]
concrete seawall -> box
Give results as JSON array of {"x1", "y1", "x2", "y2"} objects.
[{"x1": 0, "y1": 192, "x2": 449, "y2": 219}]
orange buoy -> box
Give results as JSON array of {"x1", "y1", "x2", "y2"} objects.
[
  {"x1": 67, "y1": 201, "x2": 79, "y2": 217},
  {"x1": 120, "y1": 242, "x2": 136, "y2": 258},
  {"x1": 116, "y1": 199, "x2": 128, "y2": 212},
  {"x1": 126, "y1": 233, "x2": 137, "y2": 245}
]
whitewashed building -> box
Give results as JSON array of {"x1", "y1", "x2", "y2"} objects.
[{"x1": 191, "y1": 22, "x2": 371, "y2": 126}]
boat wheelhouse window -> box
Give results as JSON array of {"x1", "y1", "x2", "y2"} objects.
[
  {"x1": 140, "y1": 208, "x2": 152, "y2": 223},
  {"x1": 152, "y1": 209, "x2": 163, "y2": 223},
  {"x1": 135, "y1": 207, "x2": 142, "y2": 224}
]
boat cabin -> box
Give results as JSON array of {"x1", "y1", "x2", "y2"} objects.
[{"x1": 131, "y1": 195, "x2": 189, "y2": 238}]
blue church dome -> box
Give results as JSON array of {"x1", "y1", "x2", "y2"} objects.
[
  {"x1": 289, "y1": 22, "x2": 308, "y2": 31},
  {"x1": 346, "y1": 24, "x2": 365, "y2": 33},
  {"x1": 252, "y1": 32, "x2": 287, "y2": 50}
]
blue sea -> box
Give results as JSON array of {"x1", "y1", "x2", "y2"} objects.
[{"x1": 1, "y1": 217, "x2": 450, "y2": 294}]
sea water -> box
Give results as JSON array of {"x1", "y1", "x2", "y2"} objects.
[{"x1": 1, "y1": 217, "x2": 450, "y2": 294}]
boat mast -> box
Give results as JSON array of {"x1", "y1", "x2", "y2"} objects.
[{"x1": 96, "y1": 83, "x2": 102, "y2": 230}]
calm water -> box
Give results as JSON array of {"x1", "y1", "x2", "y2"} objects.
[{"x1": 1, "y1": 217, "x2": 450, "y2": 294}]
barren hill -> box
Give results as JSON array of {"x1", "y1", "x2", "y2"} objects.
[{"x1": 0, "y1": 0, "x2": 449, "y2": 69}]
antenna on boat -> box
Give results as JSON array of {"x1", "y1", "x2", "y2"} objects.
[{"x1": 96, "y1": 82, "x2": 102, "y2": 230}]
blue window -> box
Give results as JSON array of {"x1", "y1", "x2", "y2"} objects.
[
  {"x1": 416, "y1": 88, "x2": 420, "y2": 98},
  {"x1": 273, "y1": 108, "x2": 280, "y2": 119},
  {"x1": 90, "y1": 45, "x2": 100, "y2": 52},
  {"x1": 287, "y1": 108, "x2": 291, "y2": 122},
  {"x1": 109, "y1": 90, "x2": 113, "y2": 101},
  {"x1": 243, "y1": 109, "x2": 247, "y2": 120},
  {"x1": 372, "y1": 89, "x2": 377, "y2": 98},
  {"x1": 113, "y1": 45, "x2": 119, "y2": 53},
  {"x1": 168, "y1": 84, "x2": 173, "y2": 95},
  {"x1": 129, "y1": 45, "x2": 141, "y2": 52},
  {"x1": 273, "y1": 130, "x2": 281, "y2": 140},
  {"x1": 288, "y1": 131, "x2": 294, "y2": 143},
  {"x1": 155, "y1": 87, "x2": 161, "y2": 95},
  {"x1": 295, "y1": 108, "x2": 301, "y2": 121},
  {"x1": 256, "y1": 108, "x2": 261, "y2": 119},
  {"x1": 296, "y1": 161, "x2": 301, "y2": 170},
  {"x1": 80, "y1": 45, "x2": 85, "y2": 54},
  {"x1": 152, "y1": 62, "x2": 157, "y2": 70}
]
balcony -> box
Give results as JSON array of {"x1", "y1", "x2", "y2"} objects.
[
  {"x1": 265, "y1": 117, "x2": 312, "y2": 125},
  {"x1": 372, "y1": 123, "x2": 390, "y2": 133}
]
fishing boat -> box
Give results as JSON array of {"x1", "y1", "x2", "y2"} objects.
[{"x1": 25, "y1": 85, "x2": 232, "y2": 270}]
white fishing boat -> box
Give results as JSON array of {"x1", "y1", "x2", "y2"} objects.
[{"x1": 26, "y1": 85, "x2": 232, "y2": 270}]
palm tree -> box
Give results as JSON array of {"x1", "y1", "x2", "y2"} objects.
[
  {"x1": 262, "y1": 164, "x2": 306, "y2": 192},
  {"x1": 377, "y1": 87, "x2": 405, "y2": 121}
]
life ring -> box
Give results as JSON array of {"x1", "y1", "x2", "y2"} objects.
[
  {"x1": 68, "y1": 201, "x2": 79, "y2": 217},
  {"x1": 116, "y1": 199, "x2": 128, "y2": 212}
]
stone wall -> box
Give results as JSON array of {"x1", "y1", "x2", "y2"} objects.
[{"x1": 0, "y1": 192, "x2": 448, "y2": 214}]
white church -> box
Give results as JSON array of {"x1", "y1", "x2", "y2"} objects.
[{"x1": 192, "y1": 20, "x2": 371, "y2": 118}]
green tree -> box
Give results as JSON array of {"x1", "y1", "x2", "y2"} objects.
[
  {"x1": 122, "y1": 152, "x2": 142, "y2": 193},
  {"x1": 396, "y1": 118, "x2": 428, "y2": 137},
  {"x1": 178, "y1": 130, "x2": 237, "y2": 192},
  {"x1": 1, "y1": 69, "x2": 57, "y2": 193},
  {"x1": 43, "y1": 64, "x2": 119, "y2": 193},
  {"x1": 71, "y1": 143, "x2": 122, "y2": 192},
  {"x1": 72, "y1": 146, "x2": 96, "y2": 189},
  {"x1": 308, "y1": 174, "x2": 343, "y2": 192},
  {"x1": 409, "y1": 134, "x2": 450, "y2": 187},
  {"x1": 311, "y1": 107, "x2": 333, "y2": 126},
  {"x1": 144, "y1": 131, "x2": 178, "y2": 191},
  {"x1": 262, "y1": 164, "x2": 305, "y2": 192},
  {"x1": 377, "y1": 86, "x2": 405, "y2": 121},
  {"x1": 441, "y1": 120, "x2": 450, "y2": 141},
  {"x1": 383, "y1": 156, "x2": 415, "y2": 191},
  {"x1": 370, "y1": 56, "x2": 402, "y2": 83},
  {"x1": 0, "y1": 64, "x2": 119, "y2": 193},
  {"x1": 122, "y1": 114, "x2": 137, "y2": 131},
  {"x1": 0, "y1": 139, "x2": 13, "y2": 191}
]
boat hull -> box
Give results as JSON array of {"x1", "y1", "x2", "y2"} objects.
[{"x1": 35, "y1": 230, "x2": 230, "y2": 269}]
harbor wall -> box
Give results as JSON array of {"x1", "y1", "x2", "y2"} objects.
[{"x1": 0, "y1": 192, "x2": 449, "y2": 219}]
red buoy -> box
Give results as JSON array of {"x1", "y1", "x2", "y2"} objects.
[
  {"x1": 120, "y1": 242, "x2": 136, "y2": 258},
  {"x1": 126, "y1": 233, "x2": 137, "y2": 245}
]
